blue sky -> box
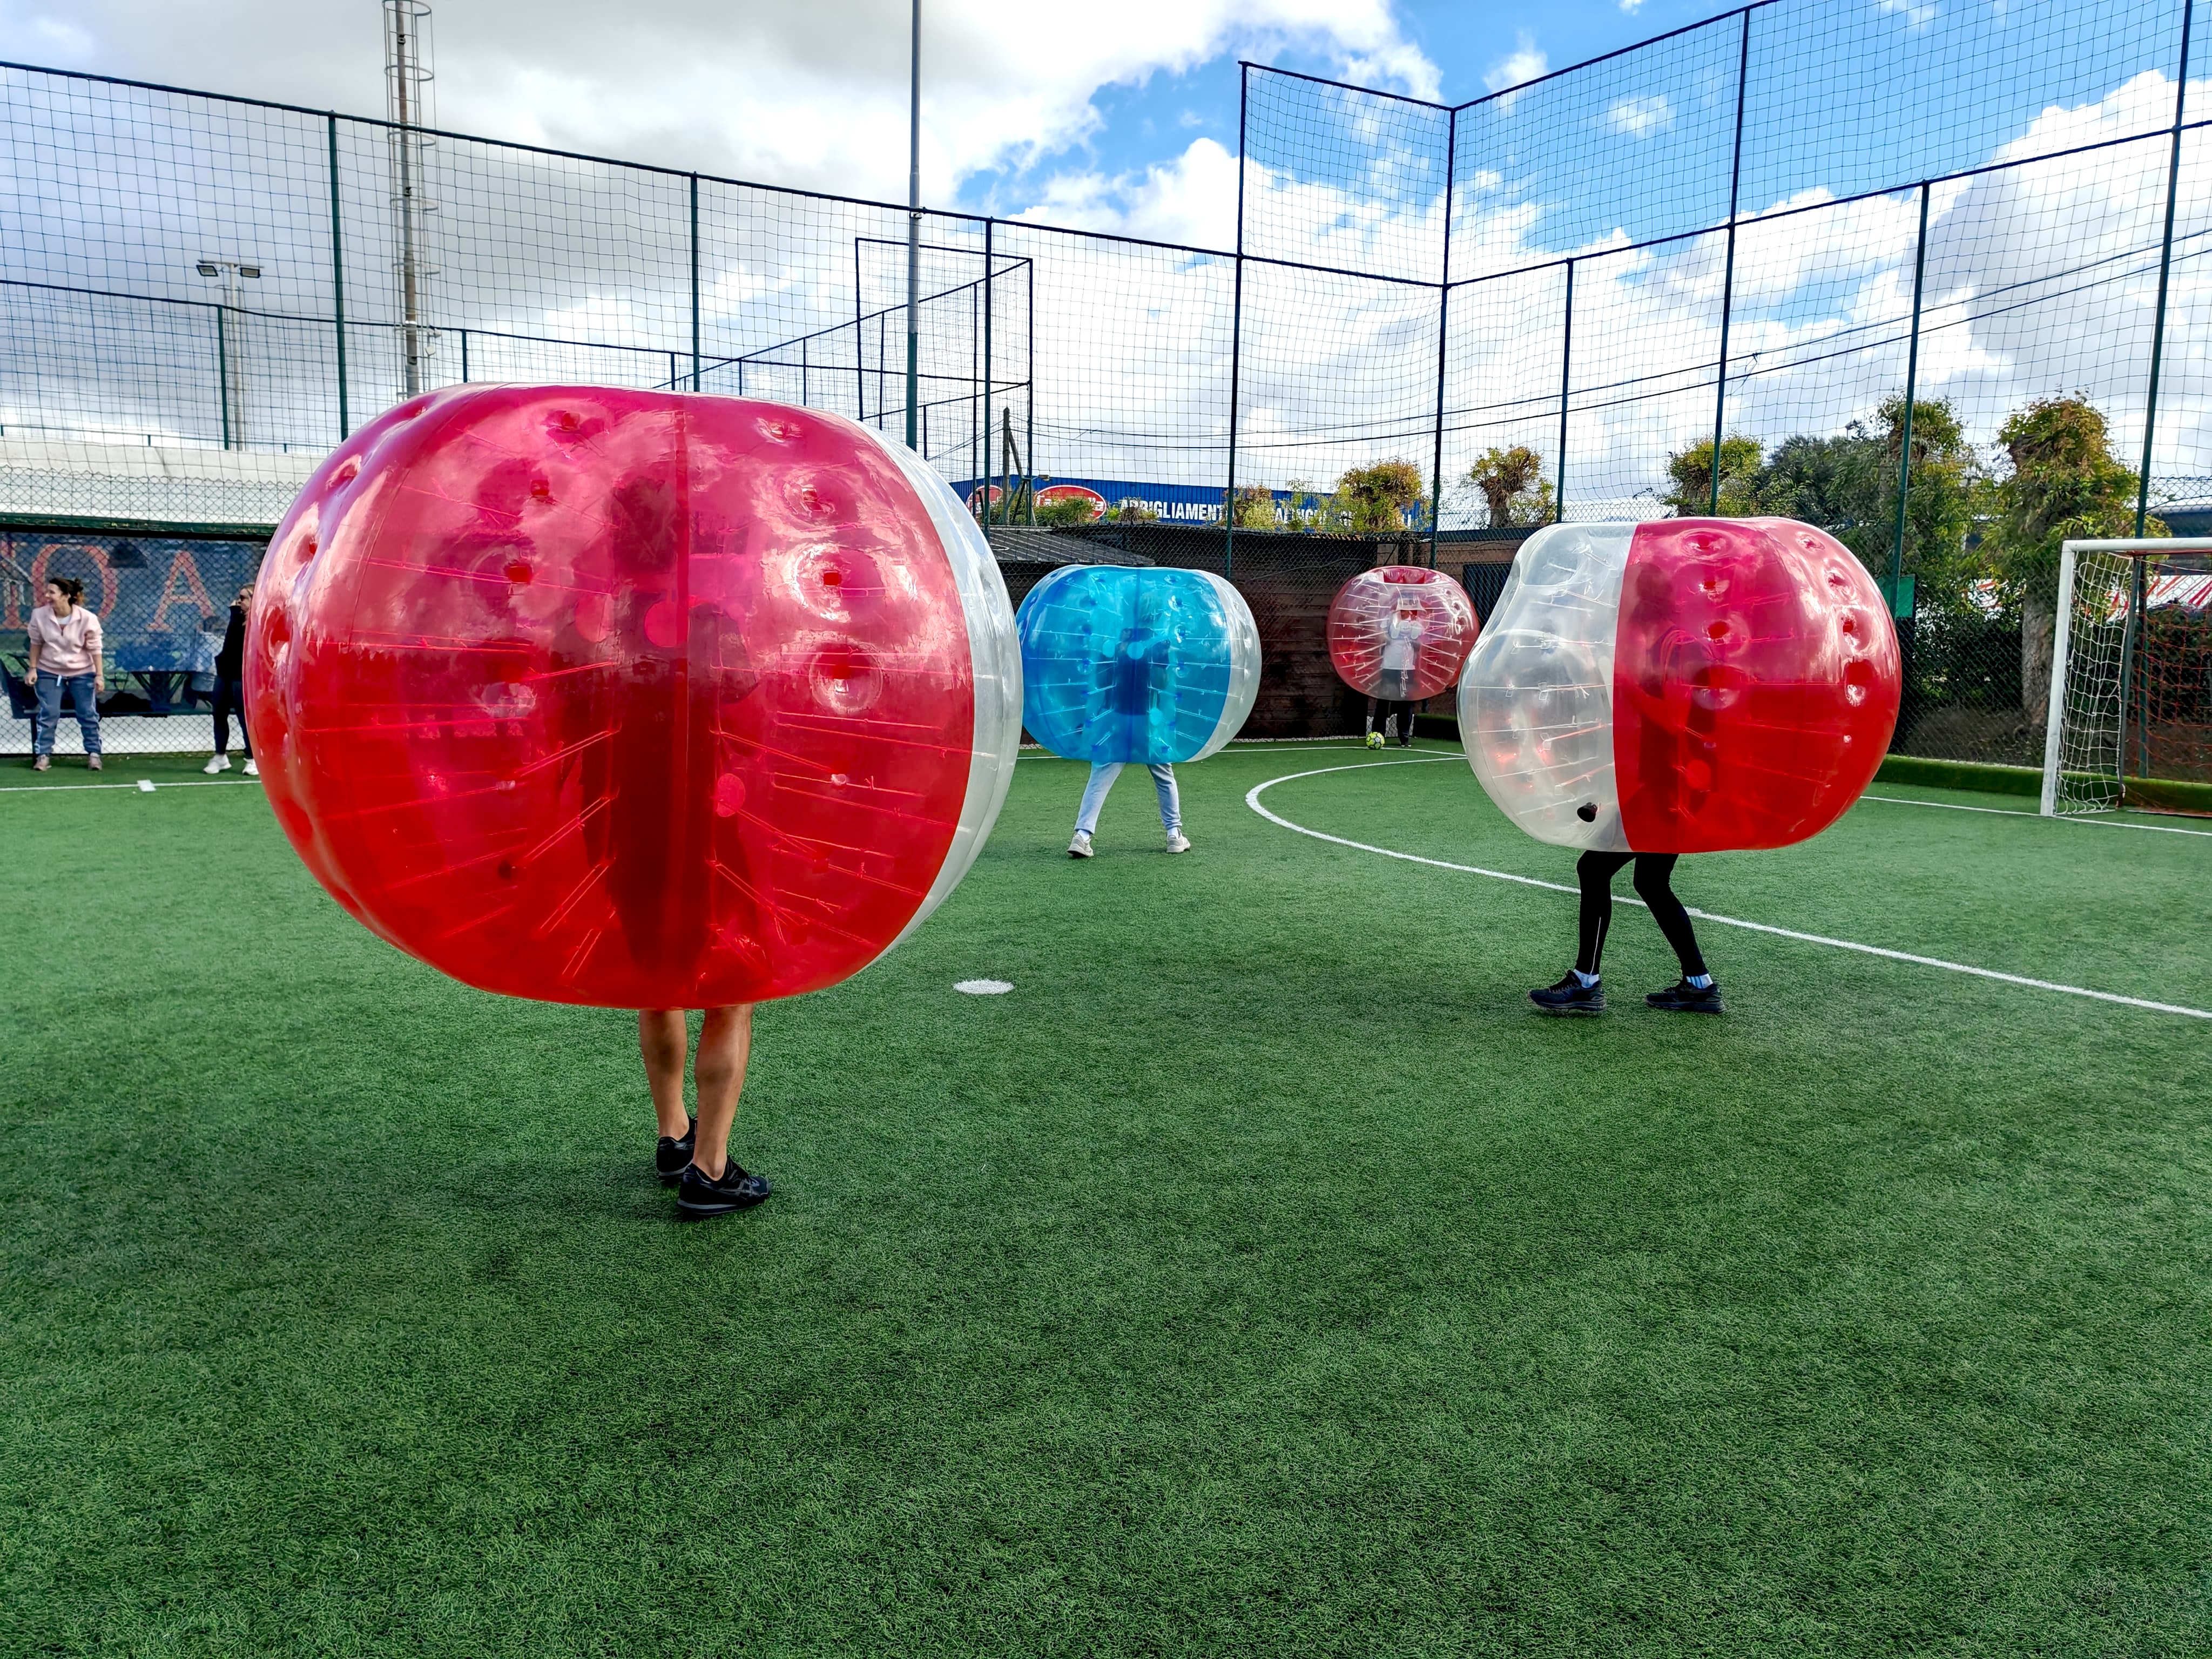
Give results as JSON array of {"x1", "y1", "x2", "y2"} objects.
[{"x1": 953, "y1": 0, "x2": 1742, "y2": 225}]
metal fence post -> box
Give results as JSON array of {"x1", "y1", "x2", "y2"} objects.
[
  {"x1": 1556, "y1": 259, "x2": 1574, "y2": 524},
  {"x1": 2121, "y1": 0, "x2": 2193, "y2": 778},
  {"x1": 982, "y1": 218, "x2": 994, "y2": 525},
  {"x1": 1708, "y1": 8, "x2": 1752, "y2": 515},
  {"x1": 1225, "y1": 64, "x2": 1249, "y2": 581},
  {"x1": 1427, "y1": 107, "x2": 1458, "y2": 568},
  {"x1": 690, "y1": 173, "x2": 703, "y2": 392},
  {"x1": 327, "y1": 112, "x2": 349, "y2": 439},
  {"x1": 460, "y1": 329, "x2": 468, "y2": 383},
  {"x1": 1890, "y1": 180, "x2": 1931, "y2": 598},
  {"x1": 2135, "y1": 0, "x2": 2195, "y2": 536},
  {"x1": 1025, "y1": 255, "x2": 1035, "y2": 525}
]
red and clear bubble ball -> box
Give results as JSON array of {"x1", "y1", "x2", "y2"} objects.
[
  {"x1": 1459, "y1": 518, "x2": 1900, "y2": 852},
  {"x1": 1326, "y1": 565, "x2": 1481, "y2": 702}
]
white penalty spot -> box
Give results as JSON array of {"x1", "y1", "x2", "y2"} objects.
[{"x1": 954, "y1": 979, "x2": 1014, "y2": 995}]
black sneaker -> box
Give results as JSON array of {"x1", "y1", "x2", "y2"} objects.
[
  {"x1": 677, "y1": 1159, "x2": 772, "y2": 1219},
  {"x1": 1529, "y1": 973, "x2": 1605, "y2": 1016},
  {"x1": 655, "y1": 1116, "x2": 697, "y2": 1187},
  {"x1": 1647, "y1": 979, "x2": 1726, "y2": 1014}
]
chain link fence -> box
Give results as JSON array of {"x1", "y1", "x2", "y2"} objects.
[{"x1": 4, "y1": 0, "x2": 2211, "y2": 766}]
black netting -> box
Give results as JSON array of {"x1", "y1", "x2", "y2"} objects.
[{"x1": 4, "y1": 6, "x2": 2212, "y2": 766}]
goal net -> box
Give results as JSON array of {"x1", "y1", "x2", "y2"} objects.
[{"x1": 2042, "y1": 537, "x2": 2212, "y2": 815}]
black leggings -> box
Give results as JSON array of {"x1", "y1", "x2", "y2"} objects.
[
  {"x1": 1575, "y1": 852, "x2": 1706, "y2": 978},
  {"x1": 212, "y1": 675, "x2": 251, "y2": 758}
]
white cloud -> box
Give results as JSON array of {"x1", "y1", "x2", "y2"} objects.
[
  {"x1": 1618, "y1": 0, "x2": 1645, "y2": 12},
  {"x1": 1485, "y1": 32, "x2": 1548, "y2": 96},
  {"x1": 0, "y1": 7, "x2": 98, "y2": 63},
  {"x1": 10, "y1": 0, "x2": 1439, "y2": 220},
  {"x1": 1606, "y1": 95, "x2": 1674, "y2": 137}
]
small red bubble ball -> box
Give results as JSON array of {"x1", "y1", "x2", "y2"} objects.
[
  {"x1": 246, "y1": 386, "x2": 1021, "y2": 1006},
  {"x1": 1459, "y1": 518, "x2": 1900, "y2": 852},
  {"x1": 1326, "y1": 564, "x2": 1481, "y2": 701}
]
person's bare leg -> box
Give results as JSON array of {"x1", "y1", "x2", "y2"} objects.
[
  {"x1": 690, "y1": 1004, "x2": 754, "y2": 1179},
  {"x1": 638, "y1": 1009, "x2": 691, "y2": 1138}
]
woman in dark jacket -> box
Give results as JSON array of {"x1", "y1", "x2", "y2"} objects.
[{"x1": 203, "y1": 583, "x2": 257, "y2": 777}]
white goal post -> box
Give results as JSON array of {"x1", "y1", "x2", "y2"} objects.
[{"x1": 2041, "y1": 537, "x2": 2212, "y2": 816}]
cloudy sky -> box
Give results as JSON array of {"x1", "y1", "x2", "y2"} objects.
[
  {"x1": 4, "y1": 0, "x2": 2203, "y2": 515},
  {"x1": 0, "y1": 0, "x2": 1721, "y2": 245}
]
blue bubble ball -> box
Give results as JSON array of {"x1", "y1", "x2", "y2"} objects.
[{"x1": 1015, "y1": 565, "x2": 1262, "y2": 764}]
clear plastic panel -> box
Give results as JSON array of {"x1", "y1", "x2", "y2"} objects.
[{"x1": 1458, "y1": 521, "x2": 1632, "y2": 850}]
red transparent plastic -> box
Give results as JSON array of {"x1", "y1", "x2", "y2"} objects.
[
  {"x1": 247, "y1": 386, "x2": 987, "y2": 1006},
  {"x1": 1613, "y1": 518, "x2": 1900, "y2": 853}
]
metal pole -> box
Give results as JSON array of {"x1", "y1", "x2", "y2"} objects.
[
  {"x1": 1890, "y1": 180, "x2": 1931, "y2": 601},
  {"x1": 1556, "y1": 259, "x2": 1574, "y2": 523},
  {"x1": 327, "y1": 113, "x2": 349, "y2": 439},
  {"x1": 2136, "y1": 0, "x2": 2194, "y2": 536},
  {"x1": 1708, "y1": 8, "x2": 1752, "y2": 515},
  {"x1": 905, "y1": 0, "x2": 921, "y2": 450},
  {"x1": 982, "y1": 218, "x2": 994, "y2": 524},
  {"x1": 690, "y1": 173, "x2": 703, "y2": 392},
  {"x1": 460, "y1": 328, "x2": 468, "y2": 383},
  {"x1": 1025, "y1": 255, "x2": 1035, "y2": 525},
  {"x1": 1427, "y1": 107, "x2": 1457, "y2": 568},
  {"x1": 1225, "y1": 64, "x2": 1249, "y2": 581},
  {"x1": 215, "y1": 303, "x2": 231, "y2": 450}
]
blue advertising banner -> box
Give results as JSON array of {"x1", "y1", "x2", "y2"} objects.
[
  {"x1": 3, "y1": 531, "x2": 265, "y2": 711},
  {"x1": 955, "y1": 477, "x2": 1301, "y2": 525}
]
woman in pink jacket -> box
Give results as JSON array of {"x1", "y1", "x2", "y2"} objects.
[{"x1": 24, "y1": 577, "x2": 104, "y2": 772}]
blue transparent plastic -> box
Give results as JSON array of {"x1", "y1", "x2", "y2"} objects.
[{"x1": 1015, "y1": 565, "x2": 1260, "y2": 764}]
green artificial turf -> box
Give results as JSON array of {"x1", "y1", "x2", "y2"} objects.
[{"x1": 4, "y1": 743, "x2": 2209, "y2": 1655}]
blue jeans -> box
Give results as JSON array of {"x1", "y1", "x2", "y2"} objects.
[
  {"x1": 1075, "y1": 761, "x2": 1179, "y2": 837},
  {"x1": 33, "y1": 671, "x2": 100, "y2": 756}
]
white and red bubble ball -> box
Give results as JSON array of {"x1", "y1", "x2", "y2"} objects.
[
  {"x1": 1459, "y1": 518, "x2": 1900, "y2": 853},
  {"x1": 1326, "y1": 565, "x2": 1481, "y2": 701},
  {"x1": 246, "y1": 386, "x2": 1021, "y2": 1007}
]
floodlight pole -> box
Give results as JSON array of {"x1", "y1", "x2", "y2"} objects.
[
  {"x1": 195, "y1": 258, "x2": 259, "y2": 449},
  {"x1": 905, "y1": 0, "x2": 921, "y2": 452}
]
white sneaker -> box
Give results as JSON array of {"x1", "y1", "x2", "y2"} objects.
[
  {"x1": 1165, "y1": 832, "x2": 1191, "y2": 854},
  {"x1": 203, "y1": 754, "x2": 231, "y2": 774},
  {"x1": 1067, "y1": 831, "x2": 1094, "y2": 859},
  {"x1": 242, "y1": 758, "x2": 259, "y2": 777}
]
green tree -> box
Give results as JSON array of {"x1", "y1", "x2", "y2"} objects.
[
  {"x1": 1465, "y1": 446, "x2": 1555, "y2": 527},
  {"x1": 1985, "y1": 396, "x2": 2163, "y2": 722},
  {"x1": 1223, "y1": 484, "x2": 1279, "y2": 529},
  {"x1": 1661, "y1": 435, "x2": 1764, "y2": 517},
  {"x1": 1033, "y1": 491, "x2": 1102, "y2": 527},
  {"x1": 1871, "y1": 395, "x2": 1981, "y2": 615},
  {"x1": 1660, "y1": 397, "x2": 1979, "y2": 613},
  {"x1": 1331, "y1": 459, "x2": 1428, "y2": 533}
]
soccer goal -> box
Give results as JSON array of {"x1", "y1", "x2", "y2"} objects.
[{"x1": 2041, "y1": 537, "x2": 2212, "y2": 815}]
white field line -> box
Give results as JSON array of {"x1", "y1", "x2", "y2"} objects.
[
  {"x1": 1860, "y1": 793, "x2": 2212, "y2": 838},
  {"x1": 1246, "y1": 759, "x2": 2212, "y2": 1022},
  {"x1": 0, "y1": 778, "x2": 262, "y2": 794}
]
